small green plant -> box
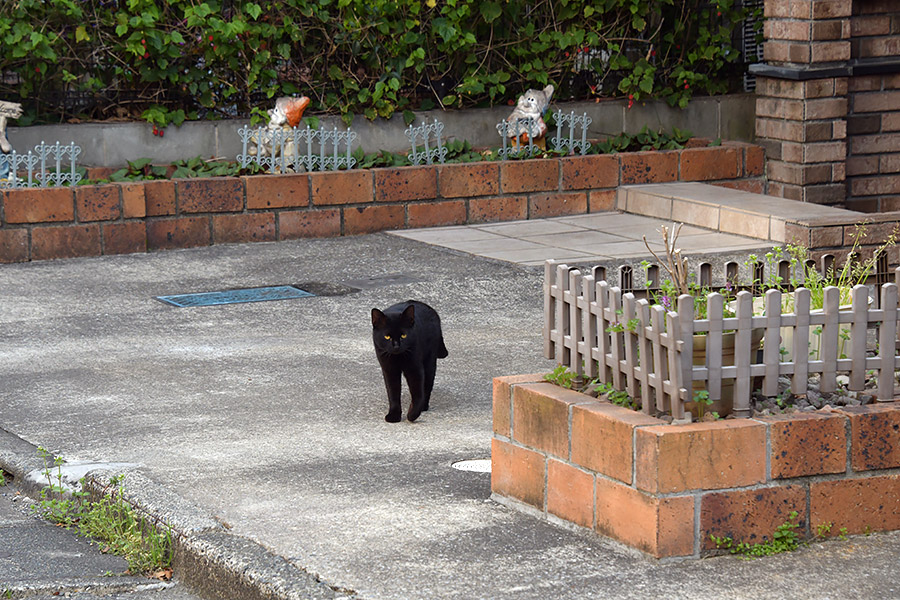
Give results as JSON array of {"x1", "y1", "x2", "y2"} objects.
[
  {"x1": 544, "y1": 364, "x2": 578, "y2": 389},
  {"x1": 606, "y1": 317, "x2": 641, "y2": 334},
  {"x1": 594, "y1": 380, "x2": 639, "y2": 410},
  {"x1": 838, "y1": 527, "x2": 849, "y2": 541},
  {"x1": 33, "y1": 446, "x2": 85, "y2": 527},
  {"x1": 594, "y1": 126, "x2": 692, "y2": 154},
  {"x1": 101, "y1": 156, "x2": 264, "y2": 183},
  {"x1": 711, "y1": 511, "x2": 801, "y2": 558},
  {"x1": 774, "y1": 391, "x2": 788, "y2": 409},
  {"x1": 641, "y1": 223, "x2": 738, "y2": 319},
  {"x1": 692, "y1": 389, "x2": 715, "y2": 420},
  {"x1": 30, "y1": 448, "x2": 172, "y2": 575},
  {"x1": 748, "y1": 222, "x2": 899, "y2": 311},
  {"x1": 77, "y1": 482, "x2": 173, "y2": 574}
]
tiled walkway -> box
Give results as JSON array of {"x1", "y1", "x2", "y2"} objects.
[{"x1": 390, "y1": 212, "x2": 772, "y2": 266}]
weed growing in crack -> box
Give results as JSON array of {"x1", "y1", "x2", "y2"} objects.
[
  {"x1": 30, "y1": 448, "x2": 173, "y2": 576},
  {"x1": 711, "y1": 511, "x2": 801, "y2": 558}
]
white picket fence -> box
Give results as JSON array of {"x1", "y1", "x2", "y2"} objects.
[{"x1": 544, "y1": 260, "x2": 900, "y2": 420}]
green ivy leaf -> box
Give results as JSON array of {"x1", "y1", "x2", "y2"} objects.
[
  {"x1": 479, "y1": 2, "x2": 502, "y2": 23},
  {"x1": 245, "y1": 3, "x2": 262, "y2": 20}
]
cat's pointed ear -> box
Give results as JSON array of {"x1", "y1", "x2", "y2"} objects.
[
  {"x1": 371, "y1": 308, "x2": 387, "y2": 329},
  {"x1": 401, "y1": 304, "x2": 416, "y2": 326}
]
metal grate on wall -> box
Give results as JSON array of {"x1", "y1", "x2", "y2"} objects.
[{"x1": 741, "y1": 0, "x2": 765, "y2": 92}]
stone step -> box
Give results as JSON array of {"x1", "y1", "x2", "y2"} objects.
[{"x1": 616, "y1": 182, "x2": 866, "y2": 242}]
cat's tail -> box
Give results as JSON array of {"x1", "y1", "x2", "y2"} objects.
[{"x1": 437, "y1": 336, "x2": 448, "y2": 359}]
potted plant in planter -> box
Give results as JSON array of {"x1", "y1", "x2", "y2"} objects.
[
  {"x1": 639, "y1": 221, "x2": 898, "y2": 419},
  {"x1": 641, "y1": 224, "x2": 764, "y2": 419},
  {"x1": 744, "y1": 222, "x2": 897, "y2": 361}
]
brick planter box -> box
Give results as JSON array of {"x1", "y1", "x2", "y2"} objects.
[
  {"x1": 0, "y1": 142, "x2": 763, "y2": 263},
  {"x1": 492, "y1": 374, "x2": 900, "y2": 559}
]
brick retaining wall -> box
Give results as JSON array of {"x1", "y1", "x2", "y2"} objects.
[
  {"x1": 492, "y1": 374, "x2": 900, "y2": 559},
  {"x1": 0, "y1": 142, "x2": 763, "y2": 263}
]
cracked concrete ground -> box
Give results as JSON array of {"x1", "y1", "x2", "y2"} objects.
[{"x1": 2, "y1": 232, "x2": 900, "y2": 600}]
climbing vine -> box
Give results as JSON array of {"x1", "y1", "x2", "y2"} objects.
[{"x1": 0, "y1": 0, "x2": 760, "y2": 126}]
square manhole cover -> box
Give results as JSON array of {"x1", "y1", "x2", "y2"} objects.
[{"x1": 156, "y1": 285, "x2": 315, "y2": 307}]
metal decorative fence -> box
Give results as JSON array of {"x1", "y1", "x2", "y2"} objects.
[
  {"x1": 496, "y1": 109, "x2": 592, "y2": 159},
  {"x1": 237, "y1": 124, "x2": 358, "y2": 173},
  {"x1": 544, "y1": 260, "x2": 900, "y2": 422},
  {"x1": 552, "y1": 110, "x2": 592, "y2": 156},
  {"x1": 406, "y1": 119, "x2": 447, "y2": 165},
  {"x1": 496, "y1": 117, "x2": 544, "y2": 159},
  {"x1": 0, "y1": 141, "x2": 82, "y2": 188}
]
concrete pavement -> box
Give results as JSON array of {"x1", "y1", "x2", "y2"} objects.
[{"x1": 2, "y1": 216, "x2": 900, "y2": 599}]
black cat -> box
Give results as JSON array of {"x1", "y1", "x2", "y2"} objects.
[{"x1": 371, "y1": 300, "x2": 448, "y2": 423}]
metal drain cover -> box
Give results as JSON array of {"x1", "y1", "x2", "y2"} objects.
[
  {"x1": 156, "y1": 285, "x2": 315, "y2": 307},
  {"x1": 451, "y1": 459, "x2": 491, "y2": 473}
]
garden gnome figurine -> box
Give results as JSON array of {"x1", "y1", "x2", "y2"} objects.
[
  {"x1": 0, "y1": 100, "x2": 22, "y2": 182},
  {"x1": 247, "y1": 96, "x2": 311, "y2": 168},
  {"x1": 505, "y1": 84, "x2": 554, "y2": 150},
  {"x1": 267, "y1": 96, "x2": 310, "y2": 129}
]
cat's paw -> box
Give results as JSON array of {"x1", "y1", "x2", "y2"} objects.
[
  {"x1": 407, "y1": 408, "x2": 422, "y2": 422},
  {"x1": 385, "y1": 410, "x2": 402, "y2": 423}
]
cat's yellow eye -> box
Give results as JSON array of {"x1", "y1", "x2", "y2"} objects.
[
  {"x1": 400, "y1": 334, "x2": 407, "y2": 339},
  {"x1": 384, "y1": 335, "x2": 391, "y2": 340}
]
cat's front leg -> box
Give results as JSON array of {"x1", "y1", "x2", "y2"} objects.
[
  {"x1": 379, "y1": 358, "x2": 403, "y2": 423},
  {"x1": 403, "y1": 366, "x2": 426, "y2": 422}
]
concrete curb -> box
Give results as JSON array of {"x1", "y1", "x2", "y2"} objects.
[{"x1": 0, "y1": 430, "x2": 355, "y2": 600}]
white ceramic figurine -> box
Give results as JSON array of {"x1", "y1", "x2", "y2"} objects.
[{"x1": 505, "y1": 84, "x2": 554, "y2": 149}]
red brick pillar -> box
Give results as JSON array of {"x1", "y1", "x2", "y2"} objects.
[
  {"x1": 753, "y1": 0, "x2": 853, "y2": 205},
  {"x1": 845, "y1": 1, "x2": 900, "y2": 211}
]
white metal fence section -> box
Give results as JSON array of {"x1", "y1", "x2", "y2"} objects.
[
  {"x1": 406, "y1": 119, "x2": 448, "y2": 165},
  {"x1": 544, "y1": 260, "x2": 900, "y2": 421},
  {"x1": 237, "y1": 124, "x2": 357, "y2": 173},
  {"x1": 0, "y1": 140, "x2": 82, "y2": 188}
]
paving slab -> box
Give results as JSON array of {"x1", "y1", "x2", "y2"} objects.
[
  {"x1": 474, "y1": 220, "x2": 585, "y2": 237},
  {"x1": 394, "y1": 213, "x2": 772, "y2": 267},
  {"x1": 2, "y1": 233, "x2": 900, "y2": 599}
]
